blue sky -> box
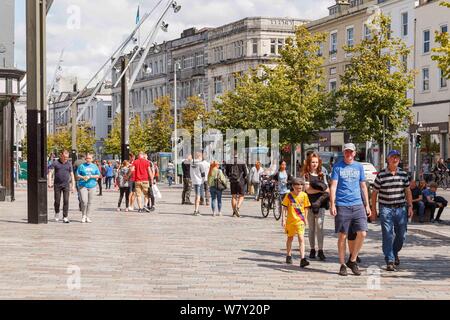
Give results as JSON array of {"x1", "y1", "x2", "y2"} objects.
[{"x1": 14, "y1": 0, "x2": 331, "y2": 86}]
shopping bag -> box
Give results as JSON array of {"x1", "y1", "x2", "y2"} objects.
[{"x1": 152, "y1": 184, "x2": 162, "y2": 199}]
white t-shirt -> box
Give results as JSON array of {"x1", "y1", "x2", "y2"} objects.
[
  {"x1": 250, "y1": 167, "x2": 264, "y2": 184},
  {"x1": 190, "y1": 159, "x2": 205, "y2": 185}
]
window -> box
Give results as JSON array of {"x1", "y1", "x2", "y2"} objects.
[
  {"x1": 401, "y1": 12, "x2": 408, "y2": 37},
  {"x1": 330, "y1": 32, "x2": 338, "y2": 55},
  {"x1": 423, "y1": 30, "x2": 430, "y2": 53},
  {"x1": 278, "y1": 39, "x2": 284, "y2": 53},
  {"x1": 107, "y1": 105, "x2": 112, "y2": 118},
  {"x1": 219, "y1": 46, "x2": 224, "y2": 61},
  {"x1": 108, "y1": 125, "x2": 112, "y2": 135},
  {"x1": 329, "y1": 80, "x2": 337, "y2": 92},
  {"x1": 441, "y1": 25, "x2": 448, "y2": 34},
  {"x1": 346, "y1": 27, "x2": 354, "y2": 47},
  {"x1": 440, "y1": 69, "x2": 448, "y2": 89},
  {"x1": 422, "y1": 68, "x2": 430, "y2": 91},
  {"x1": 252, "y1": 39, "x2": 258, "y2": 55},
  {"x1": 160, "y1": 59, "x2": 164, "y2": 73},
  {"x1": 155, "y1": 61, "x2": 159, "y2": 74},
  {"x1": 329, "y1": 67, "x2": 337, "y2": 75},
  {"x1": 195, "y1": 53, "x2": 204, "y2": 66},
  {"x1": 270, "y1": 39, "x2": 276, "y2": 54},
  {"x1": 214, "y1": 76, "x2": 223, "y2": 95},
  {"x1": 234, "y1": 41, "x2": 244, "y2": 58},
  {"x1": 184, "y1": 56, "x2": 194, "y2": 69},
  {"x1": 364, "y1": 24, "x2": 371, "y2": 40},
  {"x1": 318, "y1": 42, "x2": 324, "y2": 57}
]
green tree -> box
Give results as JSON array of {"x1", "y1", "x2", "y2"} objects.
[
  {"x1": 337, "y1": 14, "x2": 414, "y2": 165},
  {"x1": 103, "y1": 115, "x2": 121, "y2": 156},
  {"x1": 148, "y1": 96, "x2": 174, "y2": 153},
  {"x1": 432, "y1": 1, "x2": 450, "y2": 78},
  {"x1": 47, "y1": 128, "x2": 71, "y2": 155},
  {"x1": 77, "y1": 122, "x2": 96, "y2": 155},
  {"x1": 129, "y1": 114, "x2": 148, "y2": 155},
  {"x1": 21, "y1": 135, "x2": 27, "y2": 160},
  {"x1": 181, "y1": 96, "x2": 211, "y2": 136},
  {"x1": 213, "y1": 26, "x2": 335, "y2": 147}
]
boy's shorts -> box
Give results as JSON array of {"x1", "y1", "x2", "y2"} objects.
[
  {"x1": 135, "y1": 181, "x2": 149, "y2": 197},
  {"x1": 285, "y1": 222, "x2": 305, "y2": 237}
]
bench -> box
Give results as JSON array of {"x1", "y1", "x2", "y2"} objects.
[{"x1": 411, "y1": 207, "x2": 432, "y2": 223}]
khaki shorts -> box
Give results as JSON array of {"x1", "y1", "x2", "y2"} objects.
[{"x1": 135, "y1": 181, "x2": 149, "y2": 197}]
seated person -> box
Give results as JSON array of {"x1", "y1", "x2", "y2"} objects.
[
  {"x1": 422, "y1": 182, "x2": 448, "y2": 223},
  {"x1": 411, "y1": 180, "x2": 426, "y2": 223}
]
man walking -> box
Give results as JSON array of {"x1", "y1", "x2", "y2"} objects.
[
  {"x1": 371, "y1": 150, "x2": 413, "y2": 271},
  {"x1": 226, "y1": 154, "x2": 248, "y2": 218},
  {"x1": 200, "y1": 156, "x2": 211, "y2": 206},
  {"x1": 130, "y1": 152, "x2": 153, "y2": 213},
  {"x1": 330, "y1": 143, "x2": 371, "y2": 276},
  {"x1": 48, "y1": 150, "x2": 76, "y2": 223},
  {"x1": 182, "y1": 155, "x2": 193, "y2": 205},
  {"x1": 191, "y1": 152, "x2": 206, "y2": 216}
]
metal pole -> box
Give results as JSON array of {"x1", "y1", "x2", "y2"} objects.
[
  {"x1": 174, "y1": 61, "x2": 178, "y2": 185},
  {"x1": 121, "y1": 56, "x2": 130, "y2": 161},
  {"x1": 71, "y1": 83, "x2": 77, "y2": 162},
  {"x1": 10, "y1": 98, "x2": 15, "y2": 202},
  {"x1": 383, "y1": 115, "x2": 386, "y2": 169},
  {"x1": 26, "y1": 0, "x2": 48, "y2": 223}
]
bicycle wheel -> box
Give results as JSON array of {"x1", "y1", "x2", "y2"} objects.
[
  {"x1": 273, "y1": 194, "x2": 282, "y2": 221},
  {"x1": 443, "y1": 173, "x2": 449, "y2": 190},
  {"x1": 260, "y1": 195, "x2": 270, "y2": 218}
]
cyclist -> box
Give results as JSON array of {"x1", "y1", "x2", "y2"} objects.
[{"x1": 434, "y1": 158, "x2": 448, "y2": 182}]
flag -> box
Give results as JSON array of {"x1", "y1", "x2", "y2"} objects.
[{"x1": 136, "y1": 5, "x2": 140, "y2": 24}]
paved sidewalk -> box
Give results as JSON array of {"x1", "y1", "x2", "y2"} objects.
[{"x1": 0, "y1": 185, "x2": 450, "y2": 299}]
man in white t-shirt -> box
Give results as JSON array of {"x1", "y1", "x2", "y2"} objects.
[
  {"x1": 200, "y1": 155, "x2": 211, "y2": 206},
  {"x1": 190, "y1": 152, "x2": 206, "y2": 216}
]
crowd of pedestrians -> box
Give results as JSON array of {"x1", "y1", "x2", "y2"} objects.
[{"x1": 46, "y1": 143, "x2": 448, "y2": 276}]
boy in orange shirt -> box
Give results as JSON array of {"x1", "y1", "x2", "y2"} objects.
[{"x1": 281, "y1": 178, "x2": 311, "y2": 268}]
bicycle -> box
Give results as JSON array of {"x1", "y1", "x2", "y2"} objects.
[
  {"x1": 434, "y1": 170, "x2": 449, "y2": 190},
  {"x1": 259, "y1": 175, "x2": 283, "y2": 220}
]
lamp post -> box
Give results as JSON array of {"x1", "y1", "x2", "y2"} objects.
[
  {"x1": 173, "y1": 60, "x2": 181, "y2": 184},
  {"x1": 0, "y1": 68, "x2": 25, "y2": 202}
]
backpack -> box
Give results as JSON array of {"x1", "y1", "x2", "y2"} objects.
[{"x1": 229, "y1": 165, "x2": 242, "y2": 183}]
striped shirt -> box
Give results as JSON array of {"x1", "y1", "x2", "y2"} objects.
[{"x1": 373, "y1": 168, "x2": 410, "y2": 205}]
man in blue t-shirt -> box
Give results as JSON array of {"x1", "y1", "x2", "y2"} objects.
[
  {"x1": 330, "y1": 143, "x2": 371, "y2": 276},
  {"x1": 422, "y1": 182, "x2": 448, "y2": 223}
]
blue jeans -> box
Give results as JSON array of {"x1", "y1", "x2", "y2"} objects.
[
  {"x1": 413, "y1": 201, "x2": 425, "y2": 221},
  {"x1": 379, "y1": 205, "x2": 408, "y2": 264},
  {"x1": 210, "y1": 187, "x2": 223, "y2": 213}
]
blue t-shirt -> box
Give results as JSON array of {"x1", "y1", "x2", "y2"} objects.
[
  {"x1": 422, "y1": 188, "x2": 436, "y2": 203},
  {"x1": 77, "y1": 163, "x2": 100, "y2": 189},
  {"x1": 278, "y1": 171, "x2": 289, "y2": 195},
  {"x1": 331, "y1": 160, "x2": 366, "y2": 206},
  {"x1": 106, "y1": 165, "x2": 114, "y2": 177}
]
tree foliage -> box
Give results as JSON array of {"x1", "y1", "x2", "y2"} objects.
[
  {"x1": 181, "y1": 95, "x2": 211, "y2": 136},
  {"x1": 129, "y1": 114, "x2": 148, "y2": 155},
  {"x1": 147, "y1": 96, "x2": 174, "y2": 153},
  {"x1": 103, "y1": 115, "x2": 121, "y2": 156},
  {"x1": 432, "y1": 1, "x2": 450, "y2": 78},
  {"x1": 337, "y1": 14, "x2": 414, "y2": 149},
  {"x1": 213, "y1": 26, "x2": 335, "y2": 147},
  {"x1": 77, "y1": 122, "x2": 96, "y2": 155}
]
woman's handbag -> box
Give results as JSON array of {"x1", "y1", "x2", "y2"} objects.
[{"x1": 215, "y1": 170, "x2": 228, "y2": 191}]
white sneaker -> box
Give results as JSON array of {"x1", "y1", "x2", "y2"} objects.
[
  {"x1": 55, "y1": 213, "x2": 60, "y2": 222},
  {"x1": 218, "y1": 212, "x2": 222, "y2": 217},
  {"x1": 63, "y1": 217, "x2": 70, "y2": 224},
  {"x1": 86, "y1": 217, "x2": 92, "y2": 223},
  {"x1": 81, "y1": 216, "x2": 87, "y2": 223}
]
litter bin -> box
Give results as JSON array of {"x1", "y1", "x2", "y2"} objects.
[{"x1": 0, "y1": 186, "x2": 6, "y2": 202}]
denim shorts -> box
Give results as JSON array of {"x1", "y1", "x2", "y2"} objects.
[
  {"x1": 193, "y1": 184, "x2": 205, "y2": 198},
  {"x1": 335, "y1": 205, "x2": 368, "y2": 234}
]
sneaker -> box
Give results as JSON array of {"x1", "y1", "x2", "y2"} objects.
[
  {"x1": 149, "y1": 206, "x2": 156, "y2": 212},
  {"x1": 117, "y1": 208, "x2": 121, "y2": 212},
  {"x1": 128, "y1": 206, "x2": 133, "y2": 211},
  {"x1": 63, "y1": 217, "x2": 70, "y2": 224},
  {"x1": 213, "y1": 212, "x2": 217, "y2": 217},
  {"x1": 86, "y1": 217, "x2": 92, "y2": 223},
  {"x1": 193, "y1": 211, "x2": 198, "y2": 216},
  {"x1": 235, "y1": 208, "x2": 241, "y2": 218},
  {"x1": 309, "y1": 249, "x2": 316, "y2": 259},
  {"x1": 54, "y1": 213, "x2": 60, "y2": 222},
  {"x1": 218, "y1": 212, "x2": 222, "y2": 217},
  {"x1": 436, "y1": 219, "x2": 443, "y2": 224},
  {"x1": 394, "y1": 257, "x2": 400, "y2": 267},
  {"x1": 318, "y1": 250, "x2": 326, "y2": 261},
  {"x1": 125, "y1": 208, "x2": 129, "y2": 212},
  {"x1": 286, "y1": 256, "x2": 293, "y2": 264},
  {"x1": 232, "y1": 209, "x2": 237, "y2": 217},
  {"x1": 300, "y1": 258, "x2": 310, "y2": 268},
  {"x1": 339, "y1": 264, "x2": 348, "y2": 276},
  {"x1": 81, "y1": 216, "x2": 87, "y2": 223},
  {"x1": 346, "y1": 260, "x2": 361, "y2": 276},
  {"x1": 143, "y1": 207, "x2": 151, "y2": 213},
  {"x1": 386, "y1": 262, "x2": 396, "y2": 272},
  {"x1": 348, "y1": 254, "x2": 361, "y2": 264},
  {"x1": 431, "y1": 219, "x2": 436, "y2": 223}
]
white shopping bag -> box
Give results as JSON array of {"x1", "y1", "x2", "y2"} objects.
[{"x1": 152, "y1": 184, "x2": 162, "y2": 199}]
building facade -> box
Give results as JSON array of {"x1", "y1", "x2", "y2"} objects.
[
  {"x1": 0, "y1": 0, "x2": 14, "y2": 68},
  {"x1": 412, "y1": 0, "x2": 450, "y2": 165}
]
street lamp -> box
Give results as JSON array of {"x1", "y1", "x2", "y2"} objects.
[
  {"x1": 173, "y1": 60, "x2": 181, "y2": 184},
  {"x1": 0, "y1": 68, "x2": 26, "y2": 202}
]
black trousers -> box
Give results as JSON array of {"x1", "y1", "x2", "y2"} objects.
[
  {"x1": 427, "y1": 196, "x2": 448, "y2": 220},
  {"x1": 54, "y1": 185, "x2": 70, "y2": 218},
  {"x1": 182, "y1": 178, "x2": 192, "y2": 203},
  {"x1": 118, "y1": 187, "x2": 130, "y2": 208},
  {"x1": 97, "y1": 178, "x2": 103, "y2": 195},
  {"x1": 147, "y1": 184, "x2": 155, "y2": 208}
]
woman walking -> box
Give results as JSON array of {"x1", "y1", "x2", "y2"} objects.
[
  {"x1": 117, "y1": 160, "x2": 130, "y2": 212},
  {"x1": 249, "y1": 161, "x2": 264, "y2": 200},
  {"x1": 208, "y1": 160, "x2": 227, "y2": 217},
  {"x1": 76, "y1": 153, "x2": 101, "y2": 223},
  {"x1": 302, "y1": 152, "x2": 329, "y2": 261}
]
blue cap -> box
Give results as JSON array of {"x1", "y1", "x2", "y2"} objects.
[{"x1": 387, "y1": 150, "x2": 401, "y2": 158}]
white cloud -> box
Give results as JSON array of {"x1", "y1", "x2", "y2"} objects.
[{"x1": 15, "y1": 0, "x2": 332, "y2": 87}]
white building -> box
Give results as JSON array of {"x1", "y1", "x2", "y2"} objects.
[{"x1": 412, "y1": 0, "x2": 450, "y2": 161}]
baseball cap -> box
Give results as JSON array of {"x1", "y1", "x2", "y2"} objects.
[
  {"x1": 387, "y1": 150, "x2": 401, "y2": 158},
  {"x1": 343, "y1": 143, "x2": 356, "y2": 151}
]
